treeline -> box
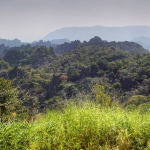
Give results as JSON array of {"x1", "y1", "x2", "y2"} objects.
[{"x1": 0, "y1": 36, "x2": 149, "y2": 112}]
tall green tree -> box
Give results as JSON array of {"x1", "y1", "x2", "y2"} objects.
[{"x1": 0, "y1": 78, "x2": 18, "y2": 122}]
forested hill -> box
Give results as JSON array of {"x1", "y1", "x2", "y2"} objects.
[
  {"x1": 1, "y1": 37, "x2": 148, "y2": 68},
  {"x1": 0, "y1": 44, "x2": 9, "y2": 58},
  {"x1": 0, "y1": 38, "x2": 69, "y2": 58},
  {"x1": 55, "y1": 36, "x2": 147, "y2": 54},
  {"x1": 0, "y1": 36, "x2": 149, "y2": 111},
  {"x1": 0, "y1": 38, "x2": 23, "y2": 47}
]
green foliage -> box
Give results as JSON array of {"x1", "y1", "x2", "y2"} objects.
[
  {"x1": 0, "y1": 78, "x2": 18, "y2": 122},
  {"x1": 58, "y1": 82, "x2": 78, "y2": 98},
  {"x1": 124, "y1": 95, "x2": 150, "y2": 108},
  {"x1": 113, "y1": 82, "x2": 121, "y2": 90},
  {"x1": 0, "y1": 60, "x2": 10, "y2": 70},
  {"x1": 0, "y1": 37, "x2": 150, "y2": 111},
  {"x1": 108, "y1": 60, "x2": 123, "y2": 74},
  {"x1": 4, "y1": 46, "x2": 56, "y2": 67},
  {"x1": 97, "y1": 58, "x2": 108, "y2": 70},
  {"x1": 90, "y1": 63, "x2": 99, "y2": 75},
  {"x1": 92, "y1": 84, "x2": 112, "y2": 106},
  {"x1": 67, "y1": 67, "x2": 79, "y2": 82},
  {"x1": 0, "y1": 102, "x2": 150, "y2": 149},
  {"x1": 0, "y1": 37, "x2": 149, "y2": 149}
]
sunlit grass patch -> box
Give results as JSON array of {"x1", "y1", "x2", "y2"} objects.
[{"x1": 0, "y1": 102, "x2": 150, "y2": 149}]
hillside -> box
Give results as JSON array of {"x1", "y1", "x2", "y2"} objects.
[
  {"x1": 0, "y1": 39, "x2": 70, "y2": 58},
  {"x1": 1, "y1": 0, "x2": 150, "y2": 149},
  {"x1": 31, "y1": 39, "x2": 70, "y2": 47},
  {"x1": 55, "y1": 36, "x2": 147, "y2": 54},
  {"x1": 0, "y1": 37, "x2": 149, "y2": 110},
  {"x1": 0, "y1": 36, "x2": 150, "y2": 149},
  {"x1": 43, "y1": 26, "x2": 150, "y2": 50},
  {"x1": 0, "y1": 38, "x2": 23, "y2": 47},
  {"x1": 0, "y1": 44, "x2": 9, "y2": 57}
]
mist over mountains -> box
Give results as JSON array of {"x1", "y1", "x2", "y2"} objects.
[
  {"x1": 0, "y1": 38, "x2": 70, "y2": 57},
  {"x1": 1, "y1": 26, "x2": 150, "y2": 50},
  {"x1": 0, "y1": 38, "x2": 23, "y2": 47},
  {"x1": 0, "y1": 38, "x2": 70, "y2": 48},
  {"x1": 43, "y1": 26, "x2": 150, "y2": 50},
  {"x1": 43, "y1": 26, "x2": 150, "y2": 41},
  {"x1": 132, "y1": 37, "x2": 150, "y2": 50}
]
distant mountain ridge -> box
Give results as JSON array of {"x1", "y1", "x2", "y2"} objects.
[
  {"x1": 2, "y1": 36, "x2": 148, "y2": 70},
  {"x1": 0, "y1": 38, "x2": 70, "y2": 57},
  {"x1": 50, "y1": 38, "x2": 70, "y2": 45},
  {"x1": 30, "y1": 39, "x2": 70, "y2": 48},
  {"x1": 0, "y1": 38, "x2": 24, "y2": 47},
  {"x1": 0, "y1": 38, "x2": 70, "y2": 48},
  {"x1": 43, "y1": 26, "x2": 150, "y2": 50},
  {"x1": 132, "y1": 37, "x2": 150, "y2": 50}
]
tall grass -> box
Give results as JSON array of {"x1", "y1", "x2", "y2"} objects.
[{"x1": 0, "y1": 103, "x2": 150, "y2": 149}]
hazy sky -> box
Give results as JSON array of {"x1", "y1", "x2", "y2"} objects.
[{"x1": 0, "y1": 0, "x2": 150, "y2": 42}]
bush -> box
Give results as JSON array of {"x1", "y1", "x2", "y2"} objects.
[{"x1": 124, "y1": 95, "x2": 148, "y2": 107}]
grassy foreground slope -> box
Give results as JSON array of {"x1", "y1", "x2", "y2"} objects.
[{"x1": 0, "y1": 103, "x2": 150, "y2": 150}]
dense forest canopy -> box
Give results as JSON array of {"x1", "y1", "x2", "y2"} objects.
[{"x1": 0, "y1": 36, "x2": 149, "y2": 111}]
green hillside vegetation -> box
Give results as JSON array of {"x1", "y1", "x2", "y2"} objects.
[
  {"x1": 0, "y1": 37, "x2": 150, "y2": 149},
  {"x1": 0, "y1": 101, "x2": 150, "y2": 149},
  {"x1": 0, "y1": 38, "x2": 23, "y2": 47},
  {"x1": 3, "y1": 46, "x2": 56, "y2": 67},
  {"x1": 0, "y1": 44, "x2": 9, "y2": 58},
  {"x1": 0, "y1": 37, "x2": 149, "y2": 111},
  {"x1": 55, "y1": 37, "x2": 147, "y2": 54}
]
